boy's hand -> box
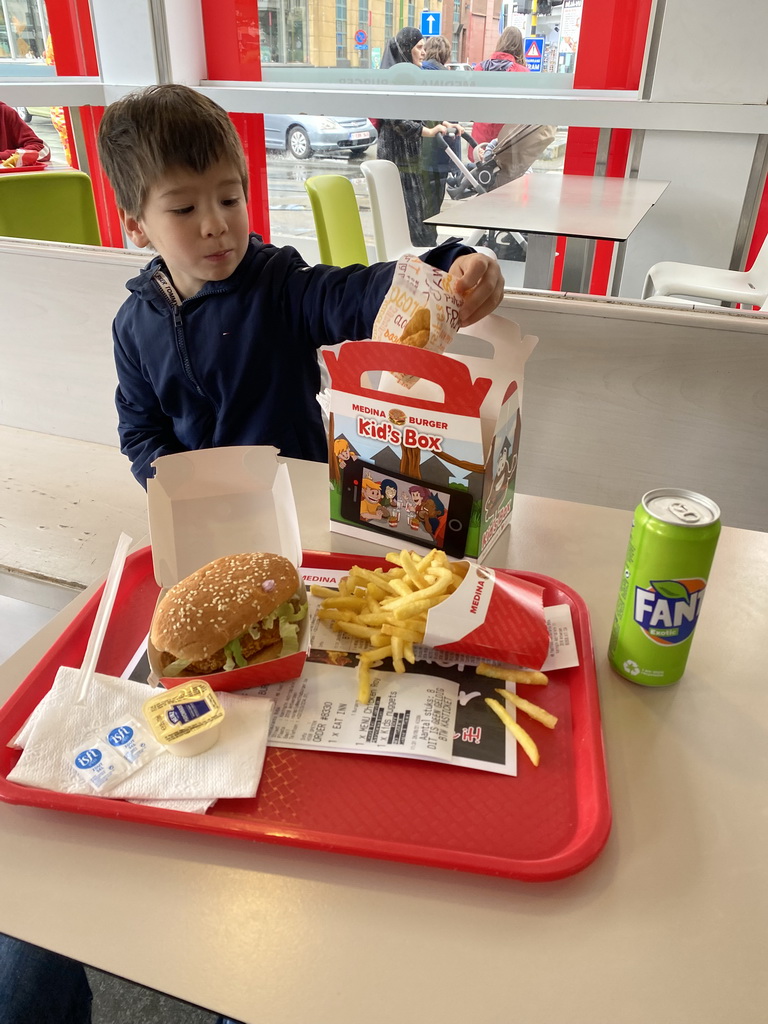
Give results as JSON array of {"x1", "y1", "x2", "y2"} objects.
[{"x1": 450, "y1": 253, "x2": 504, "y2": 326}]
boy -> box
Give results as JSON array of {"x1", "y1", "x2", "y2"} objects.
[{"x1": 97, "y1": 85, "x2": 504, "y2": 488}]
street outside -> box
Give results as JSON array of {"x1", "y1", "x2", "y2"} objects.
[{"x1": 29, "y1": 111, "x2": 565, "y2": 253}]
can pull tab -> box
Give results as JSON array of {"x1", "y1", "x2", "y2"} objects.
[{"x1": 669, "y1": 501, "x2": 701, "y2": 524}]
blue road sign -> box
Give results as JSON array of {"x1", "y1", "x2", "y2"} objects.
[
  {"x1": 524, "y1": 36, "x2": 543, "y2": 72},
  {"x1": 420, "y1": 11, "x2": 441, "y2": 37},
  {"x1": 354, "y1": 29, "x2": 368, "y2": 45}
]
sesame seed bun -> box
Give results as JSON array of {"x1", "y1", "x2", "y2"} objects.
[{"x1": 150, "y1": 552, "x2": 300, "y2": 669}]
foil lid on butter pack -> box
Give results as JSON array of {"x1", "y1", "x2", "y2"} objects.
[
  {"x1": 423, "y1": 563, "x2": 550, "y2": 669},
  {"x1": 143, "y1": 680, "x2": 225, "y2": 756}
]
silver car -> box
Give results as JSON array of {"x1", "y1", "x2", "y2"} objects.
[{"x1": 263, "y1": 114, "x2": 378, "y2": 159}]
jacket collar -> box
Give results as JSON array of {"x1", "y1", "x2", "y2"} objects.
[{"x1": 125, "y1": 232, "x2": 264, "y2": 311}]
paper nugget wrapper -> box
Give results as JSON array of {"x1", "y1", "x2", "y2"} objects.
[
  {"x1": 423, "y1": 563, "x2": 550, "y2": 669},
  {"x1": 372, "y1": 254, "x2": 462, "y2": 389}
]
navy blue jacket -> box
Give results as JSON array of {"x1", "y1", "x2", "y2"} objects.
[{"x1": 113, "y1": 233, "x2": 471, "y2": 487}]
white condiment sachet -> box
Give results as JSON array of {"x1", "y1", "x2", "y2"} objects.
[{"x1": 8, "y1": 666, "x2": 272, "y2": 811}]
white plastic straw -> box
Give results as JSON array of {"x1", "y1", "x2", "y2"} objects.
[{"x1": 74, "y1": 531, "x2": 133, "y2": 706}]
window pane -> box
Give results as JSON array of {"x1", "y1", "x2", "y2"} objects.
[
  {"x1": 247, "y1": 0, "x2": 584, "y2": 79},
  {"x1": 0, "y1": 9, "x2": 11, "y2": 58},
  {"x1": 260, "y1": 106, "x2": 564, "y2": 281},
  {"x1": 259, "y1": 0, "x2": 309, "y2": 64},
  {"x1": 6, "y1": 0, "x2": 47, "y2": 60}
]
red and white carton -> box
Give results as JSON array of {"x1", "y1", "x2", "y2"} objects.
[
  {"x1": 323, "y1": 309, "x2": 537, "y2": 563},
  {"x1": 146, "y1": 446, "x2": 308, "y2": 692},
  {"x1": 424, "y1": 563, "x2": 550, "y2": 669}
]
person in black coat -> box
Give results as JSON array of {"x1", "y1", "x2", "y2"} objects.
[
  {"x1": 420, "y1": 36, "x2": 464, "y2": 226},
  {"x1": 377, "y1": 27, "x2": 449, "y2": 246}
]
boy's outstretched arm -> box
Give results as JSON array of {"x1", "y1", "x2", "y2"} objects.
[{"x1": 449, "y1": 253, "x2": 505, "y2": 326}]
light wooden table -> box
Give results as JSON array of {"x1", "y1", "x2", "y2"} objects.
[
  {"x1": 0, "y1": 461, "x2": 765, "y2": 1024},
  {"x1": 427, "y1": 174, "x2": 670, "y2": 294}
]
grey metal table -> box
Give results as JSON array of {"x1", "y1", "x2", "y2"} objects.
[{"x1": 426, "y1": 173, "x2": 670, "y2": 293}]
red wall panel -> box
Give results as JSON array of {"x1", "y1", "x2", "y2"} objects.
[
  {"x1": 201, "y1": 0, "x2": 271, "y2": 240},
  {"x1": 553, "y1": 0, "x2": 654, "y2": 293}
]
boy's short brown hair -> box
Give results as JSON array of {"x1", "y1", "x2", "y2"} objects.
[{"x1": 97, "y1": 84, "x2": 249, "y2": 217}]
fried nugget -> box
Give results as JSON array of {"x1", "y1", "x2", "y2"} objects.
[{"x1": 400, "y1": 307, "x2": 431, "y2": 348}]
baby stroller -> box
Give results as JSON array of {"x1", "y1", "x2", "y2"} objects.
[
  {"x1": 444, "y1": 132, "x2": 501, "y2": 201},
  {"x1": 441, "y1": 124, "x2": 557, "y2": 261}
]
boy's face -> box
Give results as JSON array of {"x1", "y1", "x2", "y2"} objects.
[{"x1": 120, "y1": 158, "x2": 249, "y2": 300}]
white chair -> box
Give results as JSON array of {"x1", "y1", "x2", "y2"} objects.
[
  {"x1": 642, "y1": 233, "x2": 768, "y2": 307},
  {"x1": 361, "y1": 159, "x2": 494, "y2": 262}
]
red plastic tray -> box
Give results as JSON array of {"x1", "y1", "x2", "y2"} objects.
[
  {"x1": 0, "y1": 548, "x2": 611, "y2": 881},
  {"x1": 0, "y1": 162, "x2": 48, "y2": 172}
]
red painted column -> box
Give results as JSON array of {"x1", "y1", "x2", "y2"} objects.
[
  {"x1": 745, "y1": 181, "x2": 768, "y2": 304},
  {"x1": 201, "y1": 0, "x2": 271, "y2": 242},
  {"x1": 45, "y1": 0, "x2": 124, "y2": 246},
  {"x1": 552, "y1": 0, "x2": 654, "y2": 293}
]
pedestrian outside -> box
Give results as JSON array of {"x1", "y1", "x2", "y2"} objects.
[
  {"x1": 421, "y1": 35, "x2": 464, "y2": 227},
  {"x1": 377, "y1": 27, "x2": 449, "y2": 246},
  {"x1": 471, "y1": 27, "x2": 530, "y2": 158}
]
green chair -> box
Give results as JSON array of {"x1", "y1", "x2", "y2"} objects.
[
  {"x1": 304, "y1": 174, "x2": 368, "y2": 267},
  {"x1": 0, "y1": 169, "x2": 101, "y2": 246}
]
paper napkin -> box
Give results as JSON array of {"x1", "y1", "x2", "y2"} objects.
[{"x1": 8, "y1": 666, "x2": 273, "y2": 812}]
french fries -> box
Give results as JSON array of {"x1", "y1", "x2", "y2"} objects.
[
  {"x1": 310, "y1": 548, "x2": 467, "y2": 703},
  {"x1": 310, "y1": 549, "x2": 558, "y2": 770},
  {"x1": 485, "y1": 698, "x2": 540, "y2": 767},
  {"x1": 476, "y1": 662, "x2": 549, "y2": 686},
  {"x1": 494, "y1": 688, "x2": 558, "y2": 730}
]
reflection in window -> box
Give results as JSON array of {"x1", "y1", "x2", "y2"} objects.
[
  {"x1": 384, "y1": 0, "x2": 393, "y2": 49},
  {"x1": 357, "y1": 0, "x2": 369, "y2": 67},
  {"x1": 260, "y1": 0, "x2": 308, "y2": 64},
  {"x1": 1, "y1": 0, "x2": 48, "y2": 60},
  {"x1": 336, "y1": 0, "x2": 347, "y2": 62},
  {"x1": 452, "y1": 0, "x2": 462, "y2": 60},
  {"x1": 0, "y1": 9, "x2": 10, "y2": 57}
]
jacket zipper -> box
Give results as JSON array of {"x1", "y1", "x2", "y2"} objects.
[{"x1": 173, "y1": 305, "x2": 206, "y2": 397}]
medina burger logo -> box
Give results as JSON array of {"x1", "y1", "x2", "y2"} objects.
[{"x1": 633, "y1": 578, "x2": 707, "y2": 645}]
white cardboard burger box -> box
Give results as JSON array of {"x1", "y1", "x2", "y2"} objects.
[
  {"x1": 323, "y1": 312, "x2": 537, "y2": 564},
  {"x1": 146, "y1": 446, "x2": 308, "y2": 692}
]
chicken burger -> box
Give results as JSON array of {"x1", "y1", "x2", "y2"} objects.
[{"x1": 151, "y1": 552, "x2": 306, "y2": 676}]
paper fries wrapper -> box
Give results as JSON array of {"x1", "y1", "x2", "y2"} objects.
[
  {"x1": 372, "y1": 254, "x2": 462, "y2": 389},
  {"x1": 423, "y1": 564, "x2": 550, "y2": 669}
]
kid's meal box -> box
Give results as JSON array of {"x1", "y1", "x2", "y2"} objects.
[
  {"x1": 146, "y1": 446, "x2": 308, "y2": 692},
  {"x1": 323, "y1": 311, "x2": 537, "y2": 563}
]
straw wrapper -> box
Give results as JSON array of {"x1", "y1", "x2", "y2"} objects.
[{"x1": 372, "y1": 254, "x2": 462, "y2": 389}]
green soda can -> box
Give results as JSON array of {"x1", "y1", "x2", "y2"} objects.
[{"x1": 608, "y1": 489, "x2": 721, "y2": 685}]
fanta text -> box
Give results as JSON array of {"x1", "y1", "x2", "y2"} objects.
[{"x1": 633, "y1": 579, "x2": 707, "y2": 645}]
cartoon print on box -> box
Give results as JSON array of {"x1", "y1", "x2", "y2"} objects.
[
  {"x1": 359, "y1": 475, "x2": 384, "y2": 521},
  {"x1": 378, "y1": 478, "x2": 401, "y2": 527},
  {"x1": 482, "y1": 383, "x2": 521, "y2": 549},
  {"x1": 341, "y1": 464, "x2": 457, "y2": 549},
  {"x1": 408, "y1": 484, "x2": 446, "y2": 543},
  {"x1": 326, "y1": 341, "x2": 499, "y2": 559},
  {"x1": 330, "y1": 436, "x2": 359, "y2": 488}
]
